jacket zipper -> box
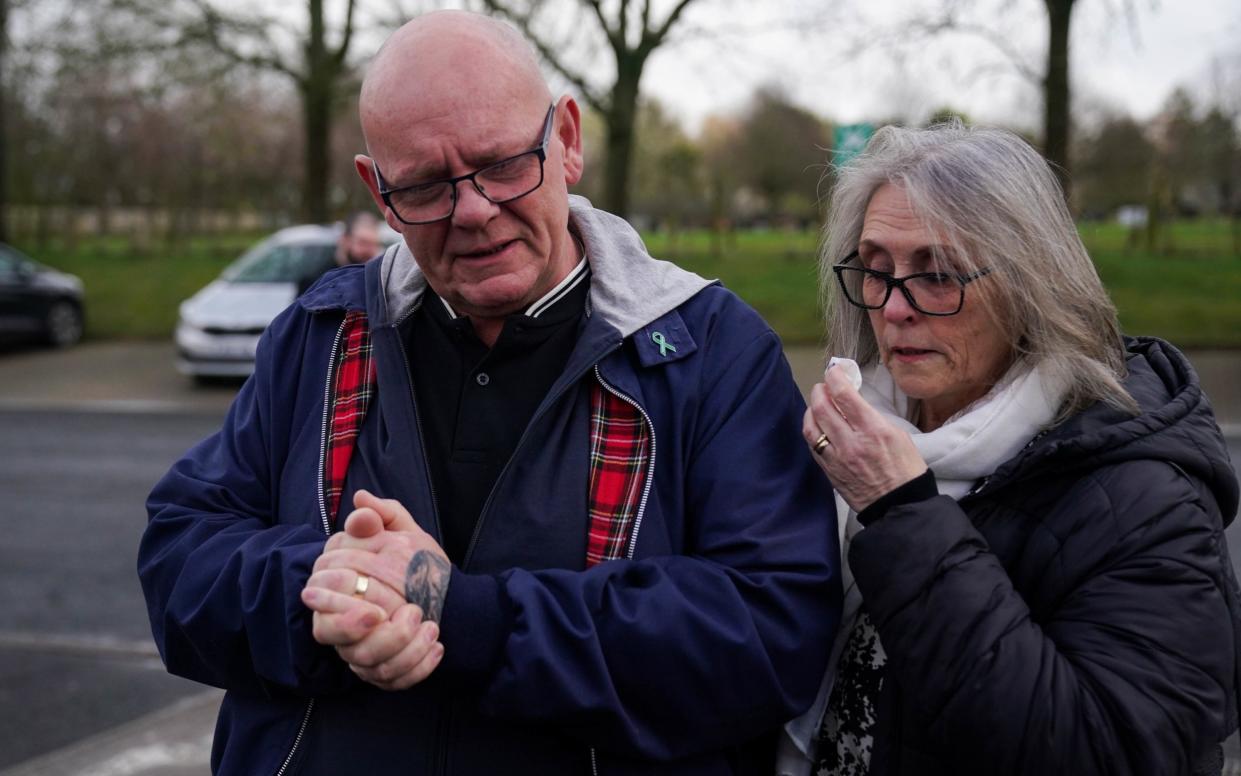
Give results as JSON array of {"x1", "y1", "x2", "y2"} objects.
[
  {"x1": 274, "y1": 316, "x2": 348, "y2": 776},
  {"x1": 274, "y1": 701, "x2": 315, "y2": 776},
  {"x1": 391, "y1": 312, "x2": 452, "y2": 776},
  {"x1": 965, "y1": 428, "x2": 1053, "y2": 500},
  {"x1": 592, "y1": 366, "x2": 657, "y2": 561},
  {"x1": 314, "y1": 318, "x2": 349, "y2": 535},
  {"x1": 587, "y1": 366, "x2": 659, "y2": 776},
  {"x1": 394, "y1": 318, "x2": 444, "y2": 542}
]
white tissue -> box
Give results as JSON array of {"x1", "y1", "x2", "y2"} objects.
[{"x1": 826, "y1": 357, "x2": 863, "y2": 390}]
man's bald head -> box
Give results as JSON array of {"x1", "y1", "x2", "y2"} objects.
[
  {"x1": 352, "y1": 10, "x2": 585, "y2": 338},
  {"x1": 359, "y1": 11, "x2": 551, "y2": 144}
]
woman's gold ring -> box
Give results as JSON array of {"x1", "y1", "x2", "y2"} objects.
[
  {"x1": 813, "y1": 433, "x2": 829, "y2": 455},
  {"x1": 352, "y1": 573, "x2": 370, "y2": 598}
]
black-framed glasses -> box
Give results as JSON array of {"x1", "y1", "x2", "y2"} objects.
[
  {"x1": 833, "y1": 250, "x2": 992, "y2": 316},
  {"x1": 374, "y1": 104, "x2": 556, "y2": 225}
]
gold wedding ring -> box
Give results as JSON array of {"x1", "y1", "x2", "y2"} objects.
[
  {"x1": 812, "y1": 432, "x2": 829, "y2": 455},
  {"x1": 352, "y1": 573, "x2": 370, "y2": 598}
]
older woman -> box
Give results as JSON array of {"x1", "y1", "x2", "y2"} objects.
[{"x1": 781, "y1": 122, "x2": 1241, "y2": 776}]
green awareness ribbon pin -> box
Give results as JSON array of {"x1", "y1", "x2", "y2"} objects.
[{"x1": 650, "y1": 331, "x2": 676, "y2": 357}]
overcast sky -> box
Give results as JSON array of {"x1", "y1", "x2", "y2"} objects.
[
  {"x1": 613, "y1": 0, "x2": 1241, "y2": 134},
  {"x1": 323, "y1": 0, "x2": 1240, "y2": 134}
]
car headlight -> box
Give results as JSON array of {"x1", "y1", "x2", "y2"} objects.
[
  {"x1": 32, "y1": 273, "x2": 84, "y2": 295},
  {"x1": 177, "y1": 304, "x2": 207, "y2": 331}
]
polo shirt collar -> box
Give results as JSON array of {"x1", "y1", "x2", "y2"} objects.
[{"x1": 436, "y1": 257, "x2": 591, "y2": 322}]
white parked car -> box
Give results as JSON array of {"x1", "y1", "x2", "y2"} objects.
[{"x1": 175, "y1": 223, "x2": 397, "y2": 379}]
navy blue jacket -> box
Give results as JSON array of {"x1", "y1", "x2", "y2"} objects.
[
  {"x1": 853, "y1": 338, "x2": 1241, "y2": 774},
  {"x1": 139, "y1": 201, "x2": 842, "y2": 775}
]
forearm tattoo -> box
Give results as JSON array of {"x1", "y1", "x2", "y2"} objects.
[{"x1": 405, "y1": 551, "x2": 450, "y2": 623}]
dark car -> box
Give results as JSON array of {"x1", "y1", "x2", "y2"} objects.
[{"x1": 0, "y1": 242, "x2": 85, "y2": 348}]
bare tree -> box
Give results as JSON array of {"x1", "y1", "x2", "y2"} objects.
[
  {"x1": 478, "y1": 0, "x2": 703, "y2": 218},
  {"x1": 1043, "y1": 0, "x2": 1075, "y2": 194},
  {"x1": 700, "y1": 114, "x2": 742, "y2": 251},
  {"x1": 101, "y1": 0, "x2": 367, "y2": 224},
  {"x1": 629, "y1": 99, "x2": 704, "y2": 236},
  {"x1": 3, "y1": 0, "x2": 326, "y2": 246},
  {"x1": 735, "y1": 86, "x2": 828, "y2": 226},
  {"x1": 1205, "y1": 51, "x2": 1241, "y2": 252},
  {"x1": 1, "y1": 0, "x2": 9, "y2": 242},
  {"x1": 879, "y1": 0, "x2": 1144, "y2": 199},
  {"x1": 1075, "y1": 113, "x2": 1155, "y2": 217}
]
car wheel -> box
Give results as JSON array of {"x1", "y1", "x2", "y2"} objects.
[{"x1": 45, "y1": 300, "x2": 84, "y2": 347}]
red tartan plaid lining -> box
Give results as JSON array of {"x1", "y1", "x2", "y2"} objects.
[
  {"x1": 585, "y1": 383, "x2": 651, "y2": 567},
  {"x1": 323, "y1": 310, "x2": 376, "y2": 526},
  {"x1": 319, "y1": 310, "x2": 648, "y2": 563}
]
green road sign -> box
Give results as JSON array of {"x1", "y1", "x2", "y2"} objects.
[{"x1": 833, "y1": 123, "x2": 874, "y2": 167}]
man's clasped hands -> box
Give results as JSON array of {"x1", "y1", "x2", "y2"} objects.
[{"x1": 300, "y1": 490, "x2": 449, "y2": 690}]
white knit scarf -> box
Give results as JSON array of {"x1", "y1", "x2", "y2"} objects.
[{"x1": 856, "y1": 358, "x2": 1067, "y2": 500}]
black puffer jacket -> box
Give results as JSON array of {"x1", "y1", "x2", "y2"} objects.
[{"x1": 851, "y1": 337, "x2": 1241, "y2": 775}]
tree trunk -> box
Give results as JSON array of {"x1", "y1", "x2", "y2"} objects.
[
  {"x1": 602, "y1": 54, "x2": 643, "y2": 220},
  {"x1": 1146, "y1": 163, "x2": 1171, "y2": 255},
  {"x1": 478, "y1": 0, "x2": 701, "y2": 222},
  {"x1": 301, "y1": 0, "x2": 332, "y2": 224},
  {"x1": 1043, "y1": 0, "x2": 1074, "y2": 199},
  {"x1": 302, "y1": 83, "x2": 331, "y2": 224},
  {"x1": 0, "y1": 0, "x2": 9, "y2": 243},
  {"x1": 1232, "y1": 207, "x2": 1240, "y2": 257},
  {"x1": 35, "y1": 204, "x2": 49, "y2": 250}
]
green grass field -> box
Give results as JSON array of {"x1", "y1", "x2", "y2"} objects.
[
  {"x1": 13, "y1": 234, "x2": 259, "y2": 340},
  {"x1": 11, "y1": 218, "x2": 1240, "y2": 348},
  {"x1": 652, "y1": 220, "x2": 1241, "y2": 348},
  {"x1": 1078, "y1": 220, "x2": 1241, "y2": 349}
]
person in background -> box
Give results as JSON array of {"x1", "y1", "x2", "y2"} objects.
[
  {"x1": 335, "y1": 210, "x2": 383, "y2": 266},
  {"x1": 781, "y1": 121, "x2": 1241, "y2": 776},
  {"x1": 138, "y1": 10, "x2": 840, "y2": 775},
  {"x1": 297, "y1": 212, "x2": 385, "y2": 295}
]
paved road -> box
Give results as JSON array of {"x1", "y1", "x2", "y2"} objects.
[
  {"x1": 0, "y1": 342, "x2": 236, "y2": 772},
  {"x1": 0, "y1": 341, "x2": 1237, "y2": 775},
  {"x1": 0, "y1": 408, "x2": 224, "y2": 769}
]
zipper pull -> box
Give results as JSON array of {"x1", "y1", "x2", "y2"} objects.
[{"x1": 964, "y1": 476, "x2": 990, "y2": 498}]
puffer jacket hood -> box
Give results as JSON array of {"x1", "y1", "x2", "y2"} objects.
[{"x1": 989, "y1": 336, "x2": 1239, "y2": 525}]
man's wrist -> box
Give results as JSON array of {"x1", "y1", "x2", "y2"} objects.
[{"x1": 436, "y1": 569, "x2": 508, "y2": 686}]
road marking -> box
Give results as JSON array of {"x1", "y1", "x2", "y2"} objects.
[
  {"x1": 74, "y1": 735, "x2": 214, "y2": 776},
  {"x1": 0, "y1": 630, "x2": 160, "y2": 659},
  {"x1": 0, "y1": 398, "x2": 224, "y2": 414}
]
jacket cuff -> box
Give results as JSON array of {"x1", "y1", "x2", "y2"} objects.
[
  {"x1": 437, "y1": 568, "x2": 508, "y2": 687},
  {"x1": 858, "y1": 468, "x2": 937, "y2": 526}
]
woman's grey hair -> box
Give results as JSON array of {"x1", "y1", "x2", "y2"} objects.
[{"x1": 820, "y1": 120, "x2": 1138, "y2": 423}]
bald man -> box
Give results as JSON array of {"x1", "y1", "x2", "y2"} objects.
[
  {"x1": 139, "y1": 11, "x2": 840, "y2": 775},
  {"x1": 335, "y1": 211, "x2": 383, "y2": 267}
]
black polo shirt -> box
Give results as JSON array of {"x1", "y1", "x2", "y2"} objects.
[{"x1": 404, "y1": 259, "x2": 591, "y2": 563}]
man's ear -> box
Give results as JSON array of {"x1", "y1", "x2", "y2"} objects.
[
  {"x1": 556, "y1": 96, "x2": 584, "y2": 186},
  {"x1": 355, "y1": 154, "x2": 404, "y2": 233}
]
